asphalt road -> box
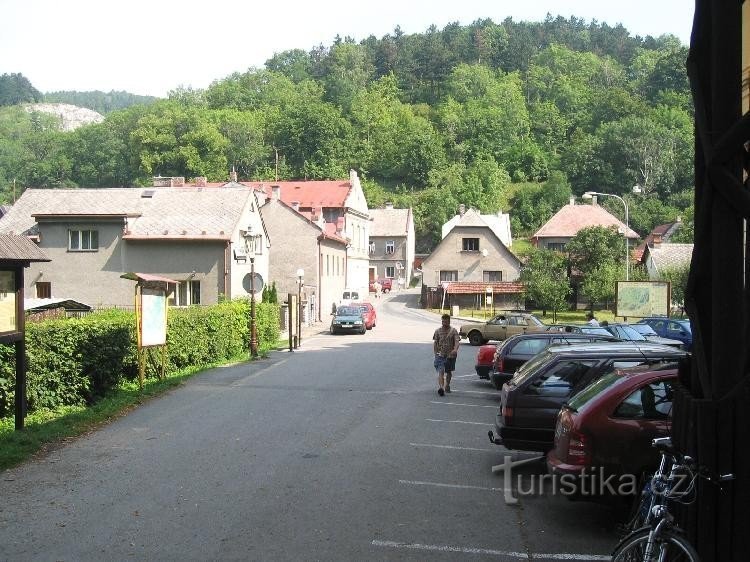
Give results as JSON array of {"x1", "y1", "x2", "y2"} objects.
[{"x1": 0, "y1": 289, "x2": 623, "y2": 561}]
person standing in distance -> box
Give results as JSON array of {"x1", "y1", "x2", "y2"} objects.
[{"x1": 433, "y1": 313, "x2": 460, "y2": 396}]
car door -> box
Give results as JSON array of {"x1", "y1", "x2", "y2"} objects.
[
  {"x1": 485, "y1": 315, "x2": 508, "y2": 340},
  {"x1": 596, "y1": 379, "x2": 674, "y2": 474}
]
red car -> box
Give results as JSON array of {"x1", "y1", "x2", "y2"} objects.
[
  {"x1": 353, "y1": 302, "x2": 377, "y2": 329},
  {"x1": 368, "y1": 278, "x2": 392, "y2": 293},
  {"x1": 475, "y1": 344, "x2": 496, "y2": 378},
  {"x1": 547, "y1": 364, "x2": 678, "y2": 482}
]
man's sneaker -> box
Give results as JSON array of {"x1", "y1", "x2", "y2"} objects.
[
  {"x1": 438, "y1": 388, "x2": 445, "y2": 396},
  {"x1": 445, "y1": 386, "x2": 451, "y2": 393}
]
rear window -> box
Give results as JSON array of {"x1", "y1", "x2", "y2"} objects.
[
  {"x1": 614, "y1": 380, "x2": 674, "y2": 419},
  {"x1": 568, "y1": 372, "x2": 624, "y2": 411},
  {"x1": 510, "y1": 350, "x2": 555, "y2": 385},
  {"x1": 526, "y1": 359, "x2": 597, "y2": 393},
  {"x1": 511, "y1": 338, "x2": 549, "y2": 355}
]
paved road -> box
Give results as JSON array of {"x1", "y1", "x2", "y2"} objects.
[{"x1": 0, "y1": 289, "x2": 622, "y2": 561}]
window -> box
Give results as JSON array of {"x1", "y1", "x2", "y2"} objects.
[
  {"x1": 483, "y1": 271, "x2": 502, "y2": 282},
  {"x1": 615, "y1": 381, "x2": 674, "y2": 419},
  {"x1": 527, "y1": 360, "x2": 597, "y2": 394},
  {"x1": 547, "y1": 242, "x2": 566, "y2": 252},
  {"x1": 439, "y1": 270, "x2": 458, "y2": 282},
  {"x1": 175, "y1": 280, "x2": 201, "y2": 306},
  {"x1": 69, "y1": 229, "x2": 98, "y2": 251},
  {"x1": 511, "y1": 339, "x2": 548, "y2": 356},
  {"x1": 36, "y1": 281, "x2": 51, "y2": 298},
  {"x1": 386, "y1": 266, "x2": 395, "y2": 278},
  {"x1": 253, "y1": 235, "x2": 263, "y2": 255},
  {"x1": 369, "y1": 242, "x2": 375, "y2": 254},
  {"x1": 385, "y1": 240, "x2": 395, "y2": 254},
  {"x1": 462, "y1": 238, "x2": 479, "y2": 251}
]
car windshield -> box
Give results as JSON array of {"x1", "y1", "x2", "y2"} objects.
[
  {"x1": 608, "y1": 325, "x2": 647, "y2": 341},
  {"x1": 510, "y1": 349, "x2": 555, "y2": 385},
  {"x1": 567, "y1": 371, "x2": 625, "y2": 412},
  {"x1": 337, "y1": 307, "x2": 360, "y2": 316},
  {"x1": 631, "y1": 324, "x2": 658, "y2": 336}
]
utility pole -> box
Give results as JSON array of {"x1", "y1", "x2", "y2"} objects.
[{"x1": 274, "y1": 147, "x2": 279, "y2": 181}]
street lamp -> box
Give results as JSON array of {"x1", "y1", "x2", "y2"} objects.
[
  {"x1": 296, "y1": 268, "x2": 304, "y2": 347},
  {"x1": 244, "y1": 226, "x2": 258, "y2": 358},
  {"x1": 582, "y1": 190, "x2": 636, "y2": 281}
]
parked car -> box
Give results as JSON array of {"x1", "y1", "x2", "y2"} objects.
[
  {"x1": 353, "y1": 302, "x2": 377, "y2": 329},
  {"x1": 547, "y1": 364, "x2": 678, "y2": 483},
  {"x1": 545, "y1": 324, "x2": 614, "y2": 337},
  {"x1": 368, "y1": 278, "x2": 392, "y2": 293},
  {"x1": 637, "y1": 317, "x2": 693, "y2": 351},
  {"x1": 487, "y1": 331, "x2": 619, "y2": 389},
  {"x1": 330, "y1": 305, "x2": 367, "y2": 335},
  {"x1": 488, "y1": 342, "x2": 687, "y2": 452},
  {"x1": 459, "y1": 312, "x2": 546, "y2": 346},
  {"x1": 601, "y1": 323, "x2": 683, "y2": 349}
]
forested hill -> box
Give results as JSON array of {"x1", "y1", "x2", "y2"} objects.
[
  {"x1": 0, "y1": 15, "x2": 693, "y2": 251},
  {"x1": 43, "y1": 91, "x2": 158, "y2": 114}
]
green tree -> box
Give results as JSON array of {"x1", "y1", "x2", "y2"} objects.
[
  {"x1": 566, "y1": 226, "x2": 624, "y2": 277},
  {"x1": 659, "y1": 263, "x2": 690, "y2": 313},
  {"x1": 0, "y1": 73, "x2": 42, "y2": 106},
  {"x1": 580, "y1": 261, "x2": 620, "y2": 311},
  {"x1": 520, "y1": 249, "x2": 571, "y2": 322}
]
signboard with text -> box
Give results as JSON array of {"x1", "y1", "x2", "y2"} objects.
[
  {"x1": 616, "y1": 281, "x2": 671, "y2": 318},
  {"x1": 0, "y1": 271, "x2": 16, "y2": 333}
]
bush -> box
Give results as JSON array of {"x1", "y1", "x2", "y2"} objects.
[{"x1": 0, "y1": 299, "x2": 280, "y2": 418}]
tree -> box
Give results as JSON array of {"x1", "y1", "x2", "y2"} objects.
[
  {"x1": 0, "y1": 73, "x2": 42, "y2": 106},
  {"x1": 659, "y1": 263, "x2": 690, "y2": 314},
  {"x1": 580, "y1": 261, "x2": 620, "y2": 310},
  {"x1": 520, "y1": 249, "x2": 571, "y2": 322},
  {"x1": 566, "y1": 226, "x2": 624, "y2": 310}
]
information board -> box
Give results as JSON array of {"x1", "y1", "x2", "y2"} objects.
[
  {"x1": 141, "y1": 287, "x2": 167, "y2": 346},
  {"x1": 616, "y1": 281, "x2": 671, "y2": 318},
  {"x1": 0, "y1": 271, "x2": 16, "y2": 333}
]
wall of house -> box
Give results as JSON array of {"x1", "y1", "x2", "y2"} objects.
[
  {"x1": 26, "y1": 220, "x2": 227, "y2": 307},
  {"x1": 421, "y1": 227, "x2": 520, "y2": 287},
  {"x1": 319, "y1": 238, "x2": 347, "y2": 318},
  {"x1": 343, "y1": 170, "x2": 371, "y2": 297},
  {"x1": 368, "y1": 235, "x2": 407, "y2": 281},
  {"x1": 228, "y1": 193, "x2": 270, "y2": 302}
]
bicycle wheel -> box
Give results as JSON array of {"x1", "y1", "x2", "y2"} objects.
[{"x1": 612, "y1": 527, "x2": 700, "y2": 561}]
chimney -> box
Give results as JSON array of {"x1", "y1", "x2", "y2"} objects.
[
  {"x1": 591, "y1": 195, "x2": 598, "y2": 206},
  {"x1": 569, "y1": 196, "x2": 575, "y2": 206},
  {"x1": 272, "y1": 185, "x2": 281, "y2": 200},
  {"x1": 229, "y1": 166, "x2": 237, "y2": 182},
  {"x1": 459, "y1": 204, "x2": 466, "y2": 216},
  {"x1": 651, "y1": 234, "x2": 663, "y2": 248},
  {"x1": 385, "y1": 201, "x2": 394, "y2": 209},
  {"x1": 291, "y1": 201, "x2": 300, "y2": 212},
  {"x1": 194, "y1": 176, "x2": 207, "y2": 187}
]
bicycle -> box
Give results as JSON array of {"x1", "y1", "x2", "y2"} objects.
[{"x1": 611, "y1": 437, "x2": 733, "y2": 561}]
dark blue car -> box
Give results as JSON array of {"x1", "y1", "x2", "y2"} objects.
[{"x1": 637, "y1": 317, "x2": 693, "y2": 351}]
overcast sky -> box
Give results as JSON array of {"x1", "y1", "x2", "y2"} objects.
[{"x1": 0, "y1": 0, "x2": 694, "y2": 98}]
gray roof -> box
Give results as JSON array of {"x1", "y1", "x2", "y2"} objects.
[
  {"x1": 0, "y1": 234, "x2": 50, "y2": 262},
  {"x1": 646, "y1": 243, "x2": 694, "y2": 272},
  {"x1": 0, "y1": 187, "x2": 256, "y2": 240},
  {"x1": 369, "y1": 207, "x2": 410, "y2": 236}
]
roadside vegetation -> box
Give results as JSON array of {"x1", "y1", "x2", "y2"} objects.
[{"x1": 0, "y1": 300, "x2": 280, "y2": 470}]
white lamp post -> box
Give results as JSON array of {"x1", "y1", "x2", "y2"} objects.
[{"x1": 582, "y1": 190, "x2": 638, "y2": 281}]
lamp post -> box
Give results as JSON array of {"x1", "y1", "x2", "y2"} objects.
[
  {"x1": 296, "y1": 268, "x2": 304, "y2": 347},
  {"x1": 582, "y1": 189, "x2": 639, "y2": 281},
  {"x1": 243, "y1": 226, "x2": 259, "y2": 358}
]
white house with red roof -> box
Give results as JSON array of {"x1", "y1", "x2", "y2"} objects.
[
  {"x1": 242, "y1": 170, "x2": 371, "y2": 299},
  {"x1": 531, "y1": 196, "x2": 639, "y2": 251}
]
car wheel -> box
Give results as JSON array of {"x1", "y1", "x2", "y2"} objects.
[
  {"x1": 468, "y1": 331, "x2": 484, "y2": 346},
  {"x1": 360, "y1": 327, "x2": 366, "y2": 334}
]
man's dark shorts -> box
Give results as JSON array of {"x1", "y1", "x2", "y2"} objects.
[{"x1": 434, "y1": 355, "x2": 456, "y2": 372}]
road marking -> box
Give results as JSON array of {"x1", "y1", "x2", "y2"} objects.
[
  {"x1": 430, "y1": 401, "x2": 497, "y2": 408},
  {"x1": 453, "y1": 389, "x2": 499, "y2": 395},
  {"x1": 425, "y1": 418, "x2": 493, "y2": 426},
  {"x1": 452, "y1": 374, "x2": 476, "y2": 378},
  {"x1": 399, "y1": 479, "x2": 508, "y2": 492},
  {"x1": 371, "y1": 540, "x2": 610, "y2": 560},
  {"x1": 410, "y1": 442, "x2": 495, "y2": 452}
]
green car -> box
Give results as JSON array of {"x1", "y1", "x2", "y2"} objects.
[{"x1": 330, "y1": 306, "x2": 367, "y2": 335}]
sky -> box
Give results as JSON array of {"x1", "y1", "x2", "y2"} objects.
[{"x1": 0, "y1": 0, "x2": 695, "y2": 98}]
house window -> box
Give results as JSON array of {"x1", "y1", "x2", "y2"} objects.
[
  {"x1": 69, "y1": 229, "x2": 99, "y2": 251},
  {"x1": 175, "y1": 280, "x2": 201, "y2": 306},
  {"x1": 385, "y1": 240, "x2": 395, "y2": 254},
  {"x1": 386, "y1": 266, "x2": 395, "y2": 278},
  {"x1": 547, "y1": 242, "x2": 566, "y2": 252},
  {"x1": 36, "y1": 281, "x2": 51, "y2": 298},
  {"x1": 440, "y1": 270, "x2": 458, "y2": 282},
  {"x1": 369, "y1": 242, "x2": 375, "y2": 254},
  {"x1": 253, "y1": 235, "x2": 263, "y2": 255},
  {"x1": 483, "y1": 271, "x2": 503, "y2": 282},
  {"x1": 462, "y1": 238, "x2": 479, "y2": 251}
]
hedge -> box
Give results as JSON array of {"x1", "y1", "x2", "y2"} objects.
[{"x1": 0, "y1": 299, "x2": 279, "y2": 418}]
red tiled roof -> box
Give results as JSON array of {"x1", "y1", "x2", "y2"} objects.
[
  {"x1": 247, "y1": 180, "x2": 352, "y2": 207},
  {"x1": 633, "y1": 222, "x2": 681, "y2": 262},
  {"x1": 532, "y1": 203, "x2": 639, "y2": 240},
  {"x1": 444, "y1": 282, "x2": 525, "y2": 294},
  {"x1": 320, "y1": 222, "x2": 348, "y2": 245}
]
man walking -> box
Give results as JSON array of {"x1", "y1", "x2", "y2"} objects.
[{"x1": 433, "y1": 313, "x2": 460, "y2": 396}]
